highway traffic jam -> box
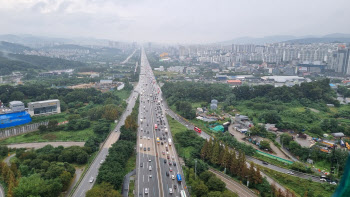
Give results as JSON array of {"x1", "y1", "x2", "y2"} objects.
[{"x1": 137, "y1": 49, "x2": 186, "y2": 197}]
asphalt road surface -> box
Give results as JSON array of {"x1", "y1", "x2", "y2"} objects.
[
  {"x1": 136, "y1": 49, "x2": 187, "y2": 197},
  {"x1": 72, "y1": 87, "x2": 139, "y2": 197}
]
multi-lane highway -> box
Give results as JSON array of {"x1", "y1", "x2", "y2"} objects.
[{"x1": 136, "y1": 49, "x2": 187, "y2": 197}]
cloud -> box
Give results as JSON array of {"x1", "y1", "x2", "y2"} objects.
[{"x1": 0, "y1": 0, "x2": 350, "y2": 43}]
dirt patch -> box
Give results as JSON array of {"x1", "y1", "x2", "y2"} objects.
[{"x1": 43, "y1": 134, "x2": 57, "y2": 140}]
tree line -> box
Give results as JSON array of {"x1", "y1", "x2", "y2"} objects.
[
  {"x1": 87, "y1": 97, "x2": 139, "y2": 196},
  {"x1": 200, "y1": 138, "x2": 296, "y2": 197}
]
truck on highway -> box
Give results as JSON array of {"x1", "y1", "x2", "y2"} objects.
[{"x1": 168, "y1": 138, "x2": 172, "y2": 146}]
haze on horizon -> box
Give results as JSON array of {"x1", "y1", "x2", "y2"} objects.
[{"x1": 1, "y1": 0, "x2": 350, "y2": 44}]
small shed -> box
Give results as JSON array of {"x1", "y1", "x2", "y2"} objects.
[{"x1": 210, "y1": 103, "x2": 217, "y2": 110}]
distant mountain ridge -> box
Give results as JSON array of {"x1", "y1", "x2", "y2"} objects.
[
  {"x1": 0, "y1": 34, "x2": 112, "y2": 48},
  {"x1": 0, "y1": 41, "x2": 32, "y2": 53},
  {"x1": 219, "y1": 33, "x2": 350, "y2": 45}
]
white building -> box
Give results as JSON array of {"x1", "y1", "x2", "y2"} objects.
[{"x1": 28, "y1": 99, "x2": 61, "y2": 116}]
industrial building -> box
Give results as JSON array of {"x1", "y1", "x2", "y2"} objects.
[{"x1": 28, "y1": 99, "x2": 61, "y2": 116}]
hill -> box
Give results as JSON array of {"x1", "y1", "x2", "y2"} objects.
[
  {"x1": 0, "y1": 41, "x2": 32, "y2": 53},
  {"x1": 0, "y1": 52, "x2": 86, "y2": 75}
]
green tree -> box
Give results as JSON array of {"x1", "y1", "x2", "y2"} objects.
[
  {"x1": 13, "y1": 174, "x2": 45, "y2": 197},
  {"x1": 206, "y1": 176, "x2": 226, "y2": 192},
  {"x1": 259, "y1": 140, "x2": 271, "y2": 151},
  {"x1": 10, "y1": 91, "x2": 25, "y2": 101},
  {"x1": 192, "y1": 181, "x2": 209, "y2": 197},
  {"x1": 86, "y1": 182, "x2": 121, "y2": 197},
  {"x1": 210, "y1": 140, "x2": 220, "y2": 165},
  {"x1": 76, "y1": 151, "x2": 88, "y2": 164},
  {"x1": 59, "y1": 171, "x2": 72, "y2": 191}
]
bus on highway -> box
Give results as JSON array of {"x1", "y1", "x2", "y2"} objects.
[
  {"x1": 194, "y1": 127, "x2": 202, "y2": 134},
  {"x1": 177, "y1": 173, "x2": 182, "y2": 182},
  {"x1": 156, "y1": 137, "x2": 160, "y2": 144},
  {"x1": 180, "y1": 190, "x2": 186, "y2": 197}
]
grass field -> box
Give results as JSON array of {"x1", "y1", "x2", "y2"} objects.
[
  {"x1": 166, "y1": 114, "x2": 187, "y2": 135},
  {"x1": 125, "y1": 152, "x2": 136, "y2": 173},
  {"x1": 114, "y1": 89, "x2": 132, "y2": 100},
  {"x1": 0, "y1": 127, "x2": 96, "y2": 145},
  {"x1": 167, "y1": 114, "x2": 195, "y2": 158},
  {"x1": 261, "y1": 166, "x2": 336, "y2": 197}
]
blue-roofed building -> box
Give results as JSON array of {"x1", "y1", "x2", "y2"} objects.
[
  {"x1": 0, "y1": 111, "x2": 32, "y2": 129},
  {"x1": 329, "y1": 83, "x2": 337, "y2": 89}
]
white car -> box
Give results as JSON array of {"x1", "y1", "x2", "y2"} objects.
[
  {"x1": 171, "y1": 175, "x2": 175, "y2": 180},
  {"x1": 89, "y1": 177, "x2": 94, "y2": 183},
  {"x1": 287, "y1": 171, "x2": 294, "y2": 175},
  {"x1": 100, "y1": 160, "x2": 104, "y2": 164},
  {"x1": 169, "y1": 188, "x2": 173, "y2": 194},
  {"x1": 149, "y1": 175, "x2": 152, "y2": 178},
  {"x1": 148, "y1": 137, "x2": 150, "y2": 140},
  {"x1": 145, "y1": 188, "x2": 149, "y2": 194},
  {"x1": 149, "y1": 159, "x2": 151, "y2": 162}
]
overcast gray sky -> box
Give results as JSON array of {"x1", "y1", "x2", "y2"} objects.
[{"x1": 1, "y1": 0, "x2": 350, "y2": 43}]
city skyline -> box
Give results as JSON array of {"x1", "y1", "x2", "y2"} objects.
[{"x1": 1, "y1": 0, "x2": 350, "y2": 43}]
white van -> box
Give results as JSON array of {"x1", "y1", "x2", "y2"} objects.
[
  {"x1": 149, "y1": 166, "x2": 152, "y2": 171},
  {"x1": 140, "y1": 144, "x2": 143, "y2": 149}
]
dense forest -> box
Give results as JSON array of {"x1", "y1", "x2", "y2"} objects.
[
  {"x1": 0, "y1": 145, "x2": 90, "y2": 197},
  {"x1": 162, "y1": 79, "x2": 338, "y2": 106}
]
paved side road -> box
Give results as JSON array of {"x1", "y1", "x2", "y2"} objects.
[
  {"x1": 0, "y1": 184, "x2": 4, "y2": 197},
  {"x1": 6, "y1": 142, "x2": 85, "y2": 149},
  {"x1": 209, "y1": 168, "x2": 257, "y2": 197}
]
